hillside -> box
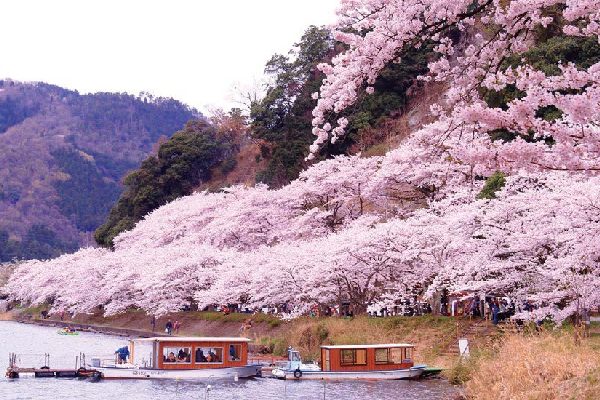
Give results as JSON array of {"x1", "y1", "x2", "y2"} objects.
[
  {"x1": 0, "y1": 80, "x2": 198, "y2": 261},
  {"x1": 94, "y1": 116, "x2": 247, "y2": 247},
  {"x1": 93, "y1": 25, "x2": 431, "y2": 245}
]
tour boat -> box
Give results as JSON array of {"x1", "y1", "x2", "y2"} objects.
[
  {"x1": 92, "y1": 337, "x2": 261, "y2": 380},
  {"x1": 271, "y1": 344, "x2": 426, "y2": 380}
]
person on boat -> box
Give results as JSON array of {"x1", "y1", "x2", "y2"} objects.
[
  {"x1": 229, "y1": 345, "x2": 238, "y2": 361},
  {"x1": 115, "y1": 346, "x2": 130, "y2": 364},
  {"x1": 195, "y1": 348, "x2": 207, "y2": 362},
  {"x1": 177, "y1": 348, "x2": 189, "y2": 362},
  {"x1": 206, "y1": 350, "x2": 215, "y2": 362},
  {"x1": 165, "y1": 319, "x2": 173, "y2": 335},
  {"x1": 165, "y1": 352, "x2": 176, "y2": 362}
]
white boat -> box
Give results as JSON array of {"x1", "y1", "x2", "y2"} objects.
[
  {"x1": 272, "y1": 344, "x2": 426, "y2": 380},
  {"x1": 93, "y1": 336, "x2": 261, "y2": 380}
]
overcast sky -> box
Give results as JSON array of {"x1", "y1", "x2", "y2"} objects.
[{"x1": 0, "y1": 0, "x2": 339, "y2": 112}]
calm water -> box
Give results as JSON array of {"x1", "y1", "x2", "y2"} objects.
[{"x1": 0, "y1": 321, "x2": 458, "y2": 399}]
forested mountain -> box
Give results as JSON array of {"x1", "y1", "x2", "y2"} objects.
[
  {"x1": 94, "y1": 116, "x2": 245, "y2": 247},
  {"x1": 0, "y1": 80, "x2": 199, "y2": 261}
]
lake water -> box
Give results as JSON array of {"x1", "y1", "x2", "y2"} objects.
[{"x1": 0, "y1": 321, "x2": 458, "y2": 399}]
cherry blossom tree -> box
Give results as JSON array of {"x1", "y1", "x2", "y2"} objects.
[
  {"x1": 4, "y1": 0, "x2": 600, "y2": 324},
  {"x1": 309, "y1": 0, "x2": 600, "y2": 176}
]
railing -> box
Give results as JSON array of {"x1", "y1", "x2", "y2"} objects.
[
  {"x1": 85, "y1": 354, "x2": 121, "y2": 368},
  {"x1": 8, "y1": 353, "x2": 50, "y2": 369}
]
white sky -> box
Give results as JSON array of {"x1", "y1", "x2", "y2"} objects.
[{"x1": 0, "y1": 0, "x2": 339, "y2": 113}]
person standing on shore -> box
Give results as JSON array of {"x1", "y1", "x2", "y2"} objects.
[
  {"x1": 151, "y1": 315, "x2": 156, "y2": 332},
  {"x1": 491, "y1": 301, "x2": 500, "y2": 325},
  {"x1": 174, "y1": 320, "x2": 180, "y2": 334},
  {"x1": 165, "y1": 319, "x2": 173, "y2": 335}
]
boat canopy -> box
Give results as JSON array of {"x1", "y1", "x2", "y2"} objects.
[
  {"x1": 321, "y1": 343, "x2": 413, "y2": 349},
  {"x1": 133, "y1": 337, "x2": 252, "y2": 343}
]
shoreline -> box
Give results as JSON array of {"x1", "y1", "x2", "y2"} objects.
[
  {"x1": 10, "y1": 315, "x2": 165, "y2": 338},
  {"x1": 0, "y1": 312, "x2": 14, "y2": 321},
  {"x1": 4, "y1": 312, "x2": 598, "y2": 398},
  {"x1": 5, "y1": 315, "x2": 292, "y2": 366}
]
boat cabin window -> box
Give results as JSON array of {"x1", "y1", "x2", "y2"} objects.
[
  {"x1": 375, "y1": 348, "x2": 389, "y2": 364},
  {"x1": 194, "y1": 347, "x2": 223, "y2": 364},
  {"x1": 375, "y1": 347, "x2": 410, "y2": 364},
  {"x1": 288, "y1": 349, "x2": 301, "y2": 362},
  {"x1": 340, "y1": 349, "x2": 367, "y2": 366},
  {"x1": 390, "y1": 348, "x2": 403, "y2": 364},
  {"x1": 229, "y1": 344, "x2": 242, "y2": 361},
  {"x1": 163, "y1": 347, "x2": 191, "y2": 363},
  {"x1": 404, "y1": 347, "x2": 413, "y2": 361}
]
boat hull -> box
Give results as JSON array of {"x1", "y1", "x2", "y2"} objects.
[
  {"x1": 96, "y1": 365, "x2": 262, "y2": 380},
  {"x1": 275, "y1": 366, "x2": 425, "y2": 380}
]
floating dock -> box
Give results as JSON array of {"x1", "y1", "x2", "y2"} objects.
[
  {"x1": 6, "y1": 366, "x2": 98, "y2": 379},
  {"x1": 6, "y1": 352, "x2": 99, "y2": 379}
]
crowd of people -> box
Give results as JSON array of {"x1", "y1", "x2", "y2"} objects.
[{"x1": 147, "y1": 294, "x2": 596, "y2": 332}]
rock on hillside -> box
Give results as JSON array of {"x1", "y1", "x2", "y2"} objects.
[{"x1": 0, "y1": 80, "x2": 199, "y2": 261}]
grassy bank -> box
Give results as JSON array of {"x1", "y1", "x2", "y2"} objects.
[
  {"x1": 14, "y1": 306, "x2": 283, "y2": 338},
  {"x1": 447, "y1": 328, "x2": 600, "y2": 400},
  {"x1": 255, "y1": 315, "x2": 466, "y2": 365}
]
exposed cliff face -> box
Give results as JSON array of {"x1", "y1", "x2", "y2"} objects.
[{"x1": 0, "y1": 80, "x2": 199, "y2": 261}]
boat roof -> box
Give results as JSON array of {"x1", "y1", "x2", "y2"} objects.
[
  {"x1": 320, "y1": 343, "x2": 414, "y2": 349},
  {"x1": 133, "y1": 337, "x2": 252, "y2": 343}
]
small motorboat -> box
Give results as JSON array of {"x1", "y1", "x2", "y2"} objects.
[
  {"x1": 272, "y1": 344, "x2": 426, "y2": 380},
  {"x1": 57, "y1": 327, "x2": 79, "y2": 335}
]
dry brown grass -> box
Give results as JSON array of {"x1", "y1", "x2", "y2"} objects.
[
  {"x1": 272, "y1": 315, "x2": 460, "y2": 364},
  {"x1": 198, "y1": 139, "x2": 266, "y2": 192},
  {"x1": 465, "y1": 333, "x2": 600, "y2": 400}
]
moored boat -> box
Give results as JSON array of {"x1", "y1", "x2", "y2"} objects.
[
  {"x1": 272, "y1": 344, "x2": 426, "y2": 380},
  {"x1": 57, "y1": 327, "x2": 78, "y2": 335},
  {"x1": 93, "y1": 336, "x2": 261, "y2": 380}
]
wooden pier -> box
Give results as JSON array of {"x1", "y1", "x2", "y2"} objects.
[
  {"x1": 6, "y1": 366, "x2": 99, "y2": 379},
  {"x1": 6, "y1": 352, "x2": 99, "y2": 379}
]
